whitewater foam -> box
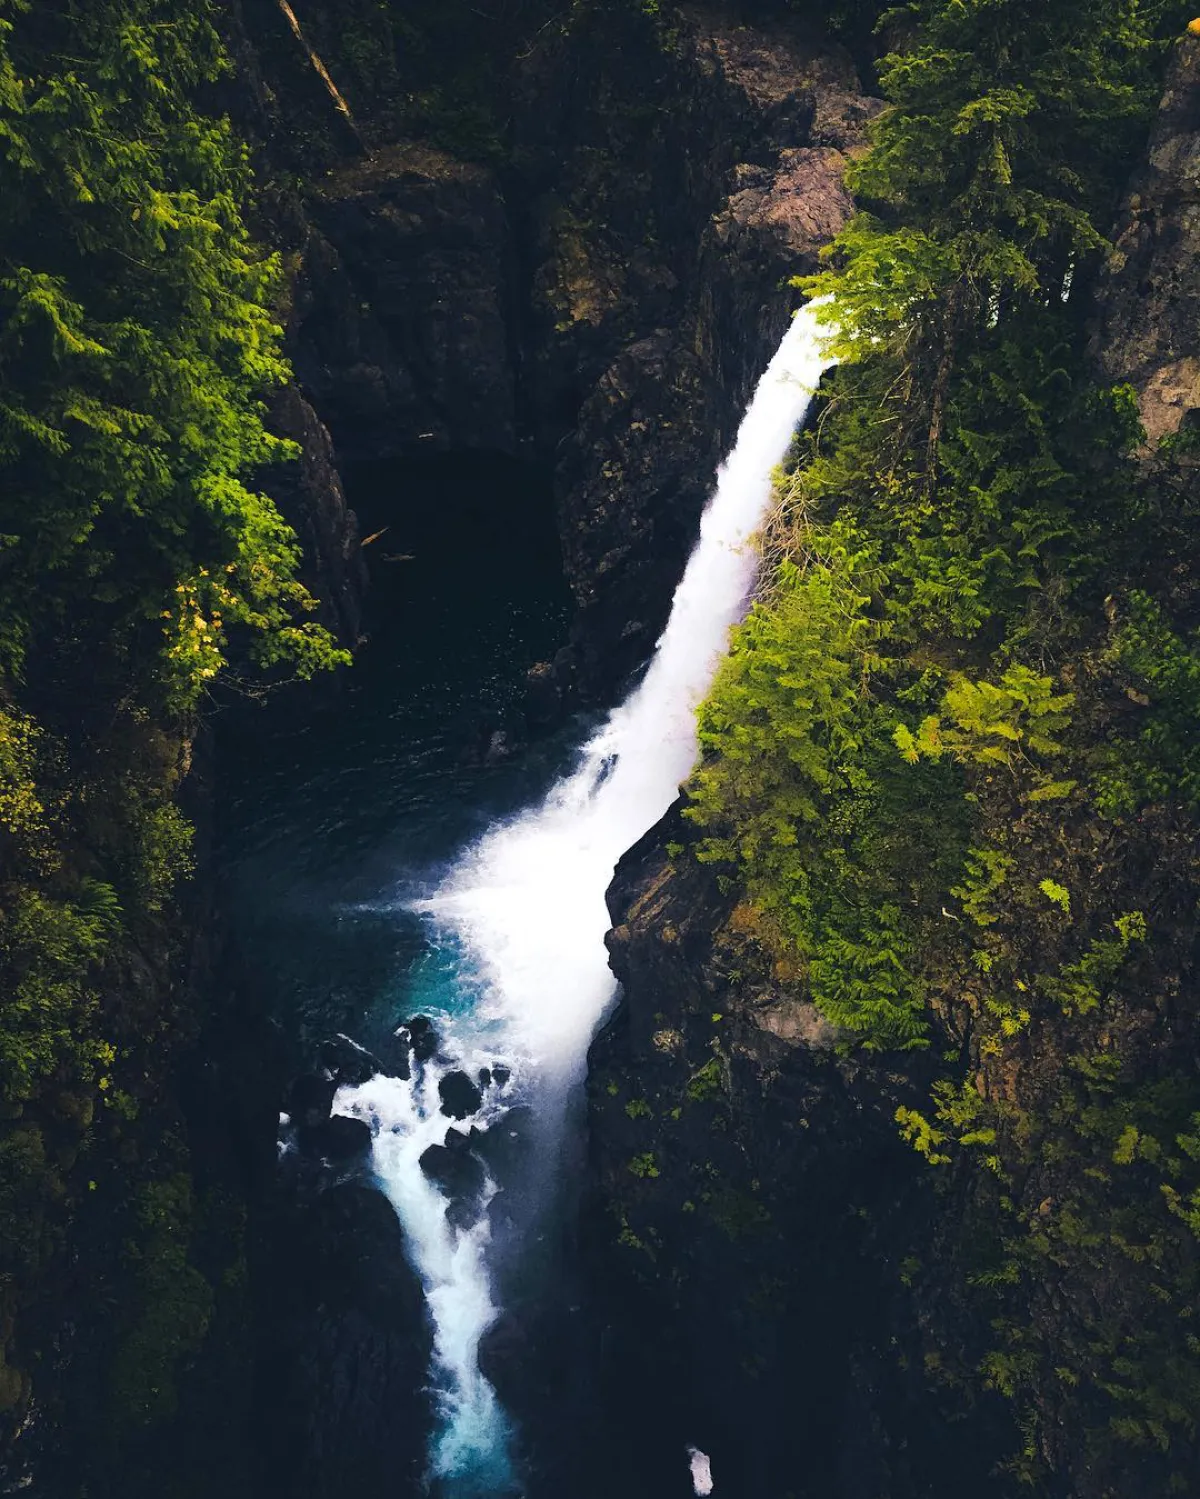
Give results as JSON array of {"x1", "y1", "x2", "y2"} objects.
[
  {"x1": 420, "y1": 299, "x2": 835, "y2": 1077},
  {"x1": 688, "y1": 1445, "x2": 715, "y2": 1496}
]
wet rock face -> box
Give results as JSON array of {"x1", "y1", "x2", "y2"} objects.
[
  {"x1": 523, "y1": 10, "x2": 875, "y2": 699},
  {"x1": 300, "y1": 1112, "x2": 373, "y2": 1162},
  {"x1": 265, "y1": 383, "x2": 367, "y2": 648},
  {"x1": 438, "y1": 1069, "x2": 485, "y2": 1120},
  {"x1": 403, "y1": 1016, "x2": 440, "y2": 1065},
  {"x1": 258, "y1": 1183, "x2": 434, "y2": 1499},
  {"x1": 289, "y1": 1072, "x2": 337, "y2": 1129},
  {"x1": 419, "y1": 1136, "x2": 486, "y2": 1204},
  {"x1": 1092, "y1": 34, "x2": 1200, "y2": 444},
  {"x1": 318, "y1": 1033, "x2": 383, "y2": 1089}
]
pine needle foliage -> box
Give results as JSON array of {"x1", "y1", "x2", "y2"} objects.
[{"x1": 0, "y1": 0, "x2": 348, "y2": 707}]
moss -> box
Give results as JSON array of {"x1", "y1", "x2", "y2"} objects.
[{"x1": 108, "y1": 1174, "x2": 216, "y2": 1435}]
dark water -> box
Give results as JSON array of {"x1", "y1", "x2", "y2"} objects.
[
  {"x1": 216, "y1": 452, "x2": 589, "y2": 1495},
  {"x1": 220, "y1": 453, "x2": 575, "y2": 1050}
]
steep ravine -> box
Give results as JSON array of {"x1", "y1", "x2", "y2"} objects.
[
  {"x1": 244, "y1": 0, "x2": 875, "y2": 701},
  {"x1": 6, "y1": 8, "x2": 1199, "y2": 1499},
  {"x1": 0, "y1": 5, "x2": 878, "y2": 1497},
  {"x1": 232, "y1": 11, "x2": 876, "y2": 1493}
]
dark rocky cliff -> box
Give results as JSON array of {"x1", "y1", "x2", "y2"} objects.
[
  {"x1": 582, "y1": 33, "x2": 1200, "y2": 1499},
  {"x1": 585, "y1": 812, "x2": 1005, "y2": 1499}
]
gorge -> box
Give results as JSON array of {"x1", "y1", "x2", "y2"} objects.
[{"x1": 3, "y1": 4, "x2": 1200, "y2": 1499}]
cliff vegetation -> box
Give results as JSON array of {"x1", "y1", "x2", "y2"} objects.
[
  {"x1": 684, "y1": 0, "x2": 1200, "y2": 1488},
  {"x1": 0, "y1": 0, "x2": 345, "y2": 1460}
]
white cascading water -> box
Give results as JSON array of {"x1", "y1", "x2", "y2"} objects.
[{"x1": 335, "y1": 300, "x2": 833, "y2": 1492}]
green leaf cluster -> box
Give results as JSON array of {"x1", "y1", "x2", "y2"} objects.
[{"x1": 0, "y1": 0, "x2": 352, "y2": 1115}]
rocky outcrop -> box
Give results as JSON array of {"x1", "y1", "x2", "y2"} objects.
[
  {"x1": 257, "y1": 1183, "x2": 433, "y2": 1498},
  {"x1": 266, "y1": 384, "x2": 367, "y2": 645},
  {"x1": 582, "y1": 814, "x2": 1005, "y2": 1499},
  {"x1": 1092, "y1": 33, "x2": 1200, "y2": 444},
  {"x1": 581, "y1": 41, "x2": 1200, "y2": 1499},
  {"x1": 521, "y1": 7, "x2": 874, "y2": 697},
  {"x1": 292, "y1": 145, "x2": 519, "y2": 461}
]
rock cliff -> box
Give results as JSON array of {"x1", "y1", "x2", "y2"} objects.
[
  {"x1": 267, "y1": 2, "x2": 875, "y2": 699},
  {"x1": 584, "y1": 813, "x2": 1004, "y2": 1499},
  {"x1": 1092, "y1": 33, "x2": 1200, "y2": 445}
]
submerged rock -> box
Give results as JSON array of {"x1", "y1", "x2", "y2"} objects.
[{"x1": 438, "y1": 1070, "x2": 483, "y2": 1120}]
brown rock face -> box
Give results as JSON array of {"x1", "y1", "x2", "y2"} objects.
[
  {"x1": 523, "y1": 8, "x2": 875, "y2": 697},
  {"x1": 266, "y1": 384, "x2": 368, "y2": 646},
  {"x1": 1092, "y1": 34, "x2": 1200, "y2": 444}
]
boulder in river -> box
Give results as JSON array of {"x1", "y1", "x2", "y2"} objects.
[
  {"x1": 319, "y1": 1033, "x2": 382, "y2": 1089},
  {"x1": 404, "y1": 1015, "x2": 440, "y2": 1064},
  {"x1": 419, "y1": 1139, "x2": 486, "y2": 1204},
  {"x1": 438, "y1": 1070, "x2": 483, "y2": 1120},
  {"x1": 472, "y1": 1105, "x2": 535, "y2": 1188},
  {"x1": 377, "y1": 1026, "x2": 413, "y2": 1080},
  {"x1": 492, "y1": 1064, "x2": 511, "y2": 1088}
]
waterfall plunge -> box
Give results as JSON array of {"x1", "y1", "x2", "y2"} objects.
[{"x1": 336, "y1": 301, "x2": 833, "y2": 1493}]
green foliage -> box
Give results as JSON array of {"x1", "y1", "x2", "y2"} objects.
[
  {"x1": 108, "y1": 1173, "x2": 214, "y2": 1432},
  {"x1": 0, "y1": 3, "x2": 352, "y2": 1424},
  {"x1": 0, "y1": 0, "x2": 348, "y2": 706},
  {"x1": 0, "y1": 0, "x2": 351, "y2": 1112},
  {"x1": 0, "y1": 885, "x2": 122, "y2": 1102},
  {"x1": 1095, "y1": 592, "x2": 1200, "y2": 815},
  {"x1": 807, "y1": 0, "x2": 1160, "y2": 375},
  {"x1": 1039, "y1": 878, "x2": 1071, "y2": 914},
  {"x1": 895, "y1": 665, "x2": 1074, "y2": 777},
  {"x1": 686, "y1": 544, "x2": 968, "y2": 1050},
  {"x1": 1036, "y1": 911, "x2": 1147, "y2": 1016},
  {"x1": 686, "y1": 1057, "x2": 724, "y2": 1103}
]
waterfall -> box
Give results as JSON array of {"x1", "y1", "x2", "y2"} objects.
[{"x1": 334, "y1": 300, "x2": 833, "y2": 1493}]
